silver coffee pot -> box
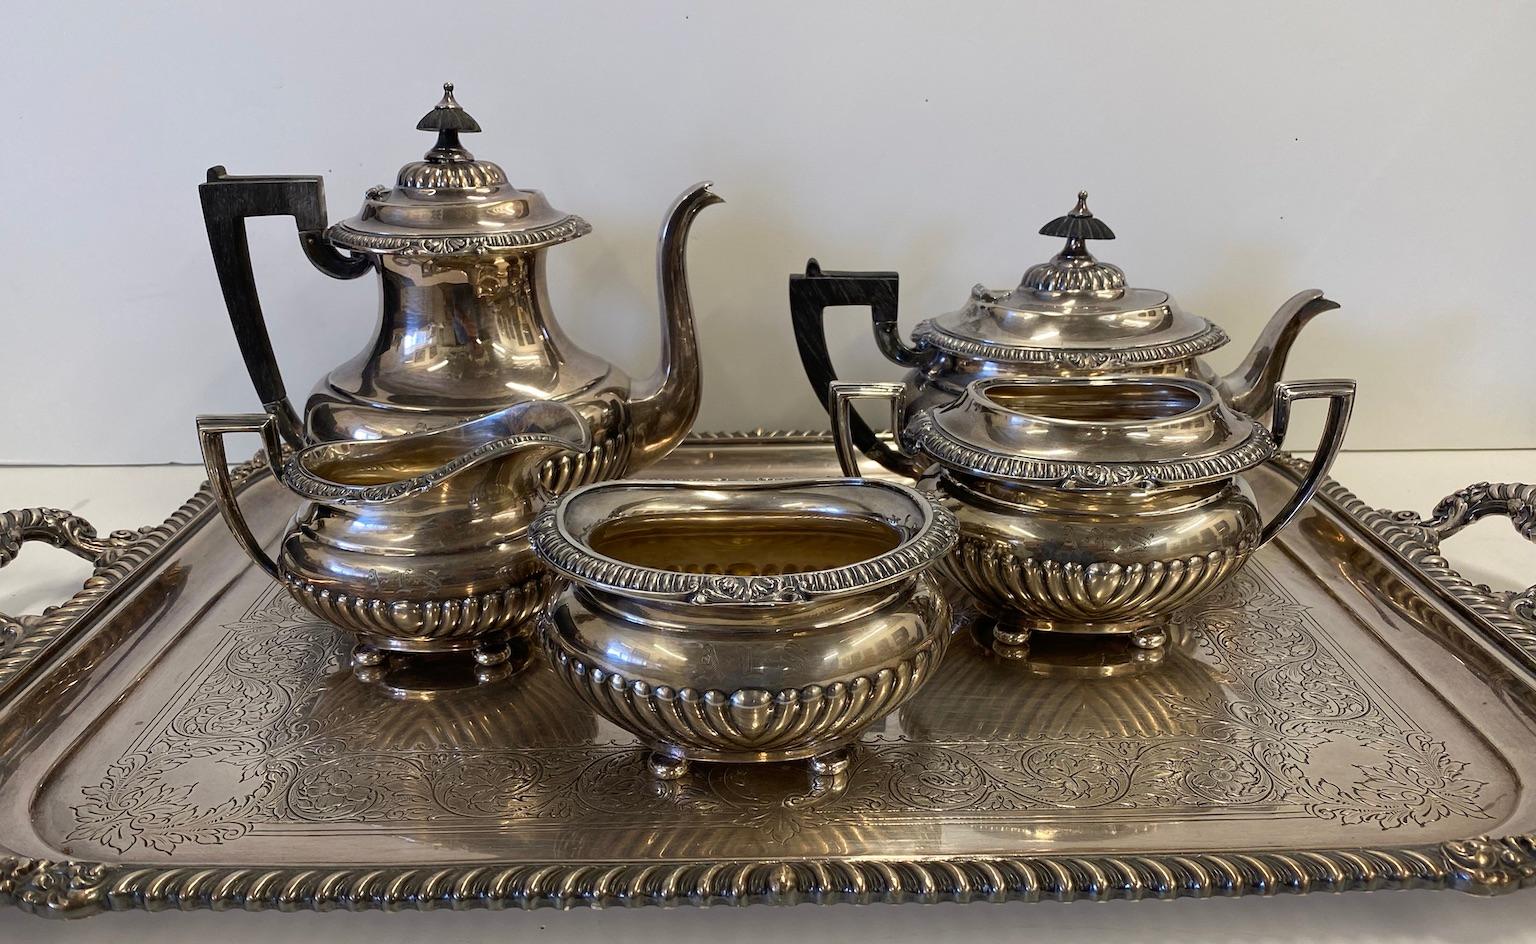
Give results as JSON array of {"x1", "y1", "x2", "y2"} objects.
[{"x1": 200, "y1": 84, "x2": 720, "y2": 492}]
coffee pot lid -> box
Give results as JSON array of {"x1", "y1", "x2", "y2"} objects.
[
  {"x1": 907, "y1": 376, "x2": 1275, "y2": 488},
  {"x1": 328, "y1": 84, "x2": 590, "y2": 254},
  {"x1": 911, "y1": 193, "x2": 1227, "y2": 370}
]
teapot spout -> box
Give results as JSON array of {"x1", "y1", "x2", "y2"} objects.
[
  {"x1": 1216, "y1": 290, "x2": 1340, "y2": 417},
  {"x1": 628, "y1": 181, "x2": 723, "y2": 471}
]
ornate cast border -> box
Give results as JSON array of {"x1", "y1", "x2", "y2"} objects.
[
  {"x1": 327, "y1": 216, "x2": 591, "y2": 255},
  {"x1": 0, "y1": 456, "x2": 270, "y2": 693},
  {"x1": 531, "y1": 479, "x2": 958, "y2": 604},
  {"x1": 909, "y1": 411, "x2": 1277, "y2": 489},
  {"x1": 912, "y1": 314, "x2": 1230, "y2": 369},
  {"x1": 1, "y1": 438, "x2": 1535, "y2": 918}
]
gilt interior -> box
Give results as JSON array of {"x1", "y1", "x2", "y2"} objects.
[{"x1": 587, "y1": 512, "x2": 903, "y2": 576}]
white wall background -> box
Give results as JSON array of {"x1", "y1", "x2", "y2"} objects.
[{"x1": 3, "y1": 0, "x2": 1534, "y2": 464}]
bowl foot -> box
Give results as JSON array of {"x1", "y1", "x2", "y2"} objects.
[
  {"x1": 808, "y1": 746, "x2": 854, "y2": 777},
  {"x1": 351, "y1": 643, "x2": 387, "y2": 668},
  {"x1": 472, "y1": 632, "x2": 512, "y2": 666},
  {"x1": 351, "y1": 635, "x2": 526, "y2": 696},
  {"x1": 648, "y1": 751, "x2": 691, "y2": 780}
]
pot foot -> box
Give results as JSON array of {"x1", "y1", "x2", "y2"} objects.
[
  {"x1": 472, "y1": 633, "x2": 511, "y2": 667},
  {"x1": 474, "y1": 661, "x2": 513, "y2": 685},
  {"x1": 352, "y1": 643, "x2": 386, "y2": 668},
  {"x1": 1131, "y1": 626, "x2": 1168, "y2": 650},
  {"x1": 808, "y1": 746, "x2": 854, "y2": 777},
  {"x1": 991, "y1": 622, "x2": 1032, "y2": 659},
  {"x1": 648, "y1": 751, "x2": 690, "y2": 781}
]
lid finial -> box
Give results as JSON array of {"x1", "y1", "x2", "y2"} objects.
[
  {"x1": 416, "y1": 82, "x2": 482, "y2": 162},
  {"x1": 1018, "y1": 190, "x2": 1127, "y2": 296},
  {"x1": 1039, "y1": 191, "x2": 1116, "y2": 242}
]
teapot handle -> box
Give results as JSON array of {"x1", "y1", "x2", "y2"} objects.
[
  {"x1": 829, "y1": 381, "x2": 922, "y2": 478},
  {"x1": 199, "y1": 167, "x2": 372, "y2": 448},
  {"x1": 1259, "y1": 379, "x2": 1357, "y2": 546},
  {"x1": 790, "y1": 260, "x2": 922, "y2": 473},
  {"x1": 195, "y1": 414, "x2": 287, "y2": 579}
]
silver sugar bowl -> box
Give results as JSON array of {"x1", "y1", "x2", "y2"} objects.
[
  {"x1": 832, "y1": 375, "x2": 1354, "y2": 653},
  {"x1": 531, "y1": 479, "x2": 957, "y2": 779}
]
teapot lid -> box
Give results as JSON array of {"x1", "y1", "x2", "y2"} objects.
[
  {"x1": 328, "y1": 84, "x2": 590, "y2": 254},
  {"x1": 911, "y1": 193, "x2": 1227, "y2": 370},
  {"x1": 907, "y1": 376, "x2": 1275, "y2": 488}
]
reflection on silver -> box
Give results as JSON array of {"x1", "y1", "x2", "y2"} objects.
[
  {"x1": 0, "y1": 436, "x2": 1532, "y2": 916},
  {"x1": 832, "y1": 376, "x2": 1355, "y2": 650},
  {"x1": 795, "y1": 191, "x2": 1338, "y2": 474},
  {"x1": 533, "y1": 478, "x2": 956, "y2": 775},
  {"x1": 196, "y1": 400, "x2": 589, "y2": 675},
  {"x1": 200, "y1": 83, "x2": 719, "y2": 493}
]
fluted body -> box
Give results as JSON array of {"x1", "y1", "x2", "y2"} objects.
[
  {"x1": 200, "y1": 400, "x2": 589, "y2": 661},
  {"x1": 934, "y1": 472, "x2": 1261, "y2": 636},
  {"x1": 829, "y1": 374, "x2": 1356, "y2": 651},
  {"x1": 532, "y1": 479, "x2": 956, "y2": 767}
]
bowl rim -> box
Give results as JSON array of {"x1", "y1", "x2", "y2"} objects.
[{"x1": 530, "y1": 477, "x2": 958, "y2": 606}]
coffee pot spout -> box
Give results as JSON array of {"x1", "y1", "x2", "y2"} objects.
[
  {"x1": 1216, "y1": 290, "x2": 1340, "y2": 417},
  {"x1": 627, "y1": 182, "x2": 722, "y2": 471}
]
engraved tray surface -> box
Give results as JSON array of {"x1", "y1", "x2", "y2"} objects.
[{"x1": 1, "y1": 434, "x2": 1535, "y2": 918}]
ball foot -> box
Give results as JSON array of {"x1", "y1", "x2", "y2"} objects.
[
  {"x1": 474, "y1": 661, "x2": 513, "y2": 685},
  {"x1": 1131, "y1": 626, "x2": 1168, "y2": 650},
  {"x1": 472, "y1": 633, "x2": 511, "y2": 667},
  {"x1": 648, "y1": 751, "x2": 690, "y2": 781},
  {"x1": 808, "y1": 746, "x2": 854, "y2": 777},
  {"x1": 990, "y1": 621, "x2": 1032, "y2": 659},
  {"x1": 351, "y1": 643, "x2": 386, "y2": 667}
]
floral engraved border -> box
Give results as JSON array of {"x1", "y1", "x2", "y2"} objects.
[{"x1": 64, "y1": 554, "x2": 1492, "y2": 857}]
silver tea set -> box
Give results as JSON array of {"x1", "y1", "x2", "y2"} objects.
[{"x1": 198, "y1": 85, "x2": 1353, "y2": 779}]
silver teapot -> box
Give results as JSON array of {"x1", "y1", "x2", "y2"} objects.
[
  {"x1": 794, "y1": 192, "x2": 1338, "y2": 474},
  {"x1": 200, "y1": 84, "x2": 719, "y2": 492}
]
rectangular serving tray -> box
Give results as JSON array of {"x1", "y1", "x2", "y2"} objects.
[{"x1": 1, "y1": 432, "x2": 1535, "y2": 919}]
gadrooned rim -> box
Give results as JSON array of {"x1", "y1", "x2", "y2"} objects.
[
  {"x1": 910, "y1": 410, "x2": 1277, "y2": 489},
  {"x1": 530, "y1": 478, "x2": 959, "y2": 605}
]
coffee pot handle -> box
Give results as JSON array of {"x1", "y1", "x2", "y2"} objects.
[
  {"x1": 829, "y1": 381, "x2": 926, "y2": 478},
  {"x1": 199, "y1": 167, "x2": 372, "y2": 448},
  {"x1": 1259, "y1": 379, "x2": 1357, "y2": 546},
  {"x1": 791, "y1": 260, "x2": 924, "y2": 473},
  {"x1": 196, "y1": 414, "x2": 287, "y2": 579}
]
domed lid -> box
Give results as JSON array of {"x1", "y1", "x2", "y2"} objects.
[
  {"x1": 911, "y1": 193, "x2": 1227, "y2": 370},
  {"x1": 907, "y1": 376, "x2": 1275, "y2": 488},
  {"x1": 328, "y1": 84, "x2": 590, "y2": 255}
]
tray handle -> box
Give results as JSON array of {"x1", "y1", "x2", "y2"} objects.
[
  {"x1": 0, "y1": 508, "x2": 138, "y2": 644},
  {"x1": 1404, "y1": 482, "x2": 1536, "y2": 619}
]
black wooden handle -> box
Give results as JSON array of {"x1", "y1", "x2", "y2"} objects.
[
  {"x1": 198, "y1": 167, "x2": 371, "y2": 447},
  {"x1": 789, "y1": 259, "x2": 922, "y2": 473}
]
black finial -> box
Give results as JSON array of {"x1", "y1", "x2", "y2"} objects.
[
  {"x1": 1039, "y1": 191, "x2": 1116, "y2": 241},
  {"x1": 416, "y1": 83, "x2": 481, "y2": 160}
]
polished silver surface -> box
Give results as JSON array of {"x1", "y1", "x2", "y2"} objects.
[
  {"x1": 196, "y1": 400, "x2": 588, "y2": 675},
  {"x1": 202, "y1": 84, "x2": 719, "y2": 493},
  {"x1": 798, "y1": 191, "x2": 1339, "y2": 473},
  {"x1": 832, "y1": 377, "x2": 1355, "y2": 648},
  {"x1": 533, "y1": 478, "x2": 955, "y2": 774},
  {"x1": 0, "y1": 436, "x2": 1535, "y2": 919}
]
